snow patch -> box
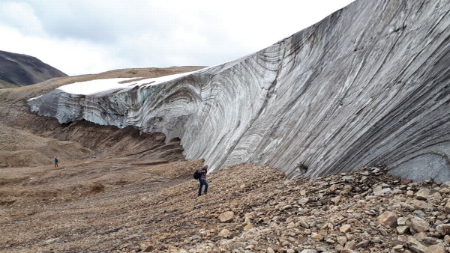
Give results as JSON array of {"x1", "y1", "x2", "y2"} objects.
[{"x1": 57, "y1": 71, "x2": 196, "y2": 95}]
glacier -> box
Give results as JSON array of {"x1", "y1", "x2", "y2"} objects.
[{"x1": 29, "y1": 0, "x2": 450, "y2": 182}]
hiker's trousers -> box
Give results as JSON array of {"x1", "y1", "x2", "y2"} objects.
[{"x1": 198, "y1": 179, "x2": 208, "y2": 196}]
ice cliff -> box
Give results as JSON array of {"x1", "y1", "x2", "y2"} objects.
[{"x1": 28, "y1": 0, "x2": 450, "y2": 182}]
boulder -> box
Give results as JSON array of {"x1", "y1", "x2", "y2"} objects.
[
  {"x1": 340, "y1": 224, "x2": 352, "y2": 233},
  {"x1": 218, "y1": 229, "x2": 231, "y2": 238},
  {"x1": 444, "y1": 202, "x2": 450, "y2": 214},
  {"x1": 378, "y1": 211, "x2": 398, "y2": 227},
  {"x1": 416, "y1": 189, "x2": 431, "y2": 200},
  {"x1": 407, "y1": 217, "x2": 430, "y2": 233},
  {"x1": 218, "y1": 211, "x2": 234, "y2": 223},
  {"x1": 436, "y1": 224, "x2": 450, "y2": 235},
  {"x1": 425, "y1": 245, "x2": 446, "y2": 253}
]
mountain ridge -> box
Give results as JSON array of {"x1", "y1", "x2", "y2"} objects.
[{"x1": 0, "y1": 50, "x2": 67, "y2": 87}]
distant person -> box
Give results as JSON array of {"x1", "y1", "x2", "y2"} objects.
[
  {"x1": 54, "y1": 157, "x2": 58, "y2": 167},
  {"x1": 197, "y1": 165, "x2": 208, "y2": 196}
]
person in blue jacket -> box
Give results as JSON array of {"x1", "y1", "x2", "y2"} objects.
[
  {"x1": 54, "y1": 157, "x2": 59, "y2": 167},
  {"x1": 198, "y1": 165, "x2": 208, "y2": 196}
]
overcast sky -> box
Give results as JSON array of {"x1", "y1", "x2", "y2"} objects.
[{"x1": 0, "y1": 0, "x2": 355, "y2": 76}]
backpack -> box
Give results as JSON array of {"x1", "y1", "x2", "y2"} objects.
[{"x1": 193, "y1": 170, "x2": 201, "y2": 179}]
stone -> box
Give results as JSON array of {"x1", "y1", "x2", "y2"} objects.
[
  {"x1": 44, "y1": 238, "x2": 58, "y2": 244},
  {"x1": 440, "y1": 188, "x2": 450, "y2": 194},
  {"x1": 436, "y1": 224, "x2": 450, "y2": 235},
  {"x1": 371, "y1": 237, "x2": 382, "y2": 243},
  {"x1": 340, "y1": 249, "x2": 357, "y2": 253},
  {"x1": 311, "y1": 232, "x2": 324, "y2": 241},
  {"x1": 143, "y1": 245, "x2": 155, "y2": 252},
  {"x1": 281, "y1": 204, "x2": 293, "y2": 211},
  {"x1": 331, "y1": 195, "x2": 341, "y2": 204},
  {"x1": 444, "y1": 235, "x2": 450, "y2": 244},
  {"x1": 414, "y1": 210, "x2": 426, "y2": 218},
  {"x1": 243, "y1": 223, "x2": 254, "y2": 231},
  {"x1": 337, "y1": 236, "x2": 348, "y2": 246},
  {"x1": 344, "y1": 240, "x2": 356, "y2": 250},
  {"x1": 340, "y1": 224, "x2": 352, "y2": 233},
  {"x1": 444, "y1": 202, "x2": 450, "y2": 214},
  {"x1": 392, "y1": 245, "x2": 404, "y2": 251},
  {"x1": 429, "y1": 192, "x2": 442, "y2": 202},
  {"x1": 396, "y1": 225, "x2": 409, "y2": 235},
  {"x1": 398, "y1": 217, "x2": 408, "y2": 226},
  {"x1": 409, "y1": 200, "x2": 434, "y2": 212},
  {"x1": 403, "y1": 179, "x2": 413, "y2": 185},
  {"x1": 408, "y1": 237, "x2": 428, "y2": 253},
  {"x1": 267, "y1": 247, "x2": 275, "y2": 253},
  {"x1": 325, "y1": 238, "x2": 336, "y2": 244},
  {"x1": 329, "y1": 184, "x2": 339, "y2": 192},
  {"x1": 424, "y1": 245, "x2": 445, "y2": 253},
  {"x1": 420, "y1": 237, "x2": 439, "y2": 246},
  {"x1": 374, "y1": 188, "x2": 392, "y2": 196},
  {"x1": 378, "y1": 211, "x2": 398, "y2": 227},
  {"x1": 356, "y1": 240, "x2": 370, "y2": 248},
  {"x1": 244, "y1": 212, "x2": 254, "y2": 220},
  {"x1": 300, "y1": 250, "x2": 317, "y2": 253},
  {"x1": 299, "y1": 198, "x2": 311, "y2": 205},
  {"x1": 409, "y1": 243, "x2": 428, "y2": 253},
  {"x1": 416, "y1": 189, "x2": 430, "y2": 200},
  {"x1": 373, "y1": 185, "x2": 383, "y2": 192},
  {"x1": 309, "y1": 220, "x2": 318, "y2": 228},
  {"x1": 407, "y1": 217, "x2": 430, "y2": 233},
  {"x1": 298, "y1": 217, "x2": 310, "y2": 228},
  {"x1": 219, "y1": 211, "x2": 234, "y2": 223},
  {"x1": 218, "y1": 229, "x2": 231, "y2": 238}
]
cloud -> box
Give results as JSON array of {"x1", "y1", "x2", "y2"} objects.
[
  {"x1": 0, "y1": 0, "x2": 355, "y2": 75},
  {"x1": 0, "y1": 1, "x2": 45, "y2": 36},
  {"x1": 0, "y1": 25, "x2": 121, "y2": 75}
]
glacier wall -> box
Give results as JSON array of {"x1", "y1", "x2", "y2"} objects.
[{"x1": 29, "y1": 0, "x2": 450, "y2": 182}]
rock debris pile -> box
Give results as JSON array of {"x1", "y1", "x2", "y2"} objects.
[
  {"x1": 2, "y1": 162, "x2": 450, "y2": 253},
  {"x1": 140, "y1": 165, "x2": 450, "y2": 253}
]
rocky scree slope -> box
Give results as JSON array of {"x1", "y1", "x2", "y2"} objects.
[
  {"x1": 28, "y1": 0, "x2": 450, "y2": 182},
  {"x1": 158, "y1": 166, "x2": 450, "y2": 253},
  {"x1": 0, "y1": 50, "x2": 66, "y2": 87},
  {"x1": 3, "y1": 163, "x2": 450, "y2": 252}
]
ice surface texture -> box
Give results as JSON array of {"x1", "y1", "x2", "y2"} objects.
[{"x1": 29, "y1": 0, "x2": 450, "y2": 182}]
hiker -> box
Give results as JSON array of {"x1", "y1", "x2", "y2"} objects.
[
  {"x1": 54, "y1": 157, "x2": 58, "y2": 167},
  {"x1": 198, "y1": 165, "x2": 208, "y2": 196}
]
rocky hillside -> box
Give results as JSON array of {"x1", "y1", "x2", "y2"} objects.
[
  {"x1": 28, "y1": 0, "x2": 450, "y2": 183},
  {"x1": 0, "y1": 50, "x2": 66, "y2": 87},
  {"x1": 1, "y1": 161, "x2": 449, "y2": 252}
]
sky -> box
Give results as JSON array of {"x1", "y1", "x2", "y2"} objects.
[{"x1": 0, "y1": 0, "x2": 355, "y2": 76}]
